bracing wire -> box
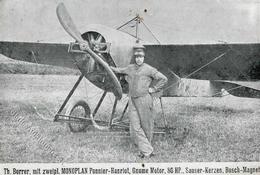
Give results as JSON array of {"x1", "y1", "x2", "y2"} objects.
[
  {"x1": 163, "y1": 51, "x2": 229, "y2": 91},
  {"x1": 140, "y1": 20, "x2": 161, "y2": 44},
  {"x1": 116, "y1": 16, "x2": 138, "y2": 30}
]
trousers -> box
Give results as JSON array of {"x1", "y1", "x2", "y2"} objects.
[{"x1": 128, "y1": 93, "x2": 154, "y2": 156}]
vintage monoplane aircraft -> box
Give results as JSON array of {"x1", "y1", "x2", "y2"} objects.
[{"x1": 0, "y1": 3, "x2": 259, "y2": 133}]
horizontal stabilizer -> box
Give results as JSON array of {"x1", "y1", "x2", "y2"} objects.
[{"x1": 210, "y1": 80, "x2": 260, "y2": 98}]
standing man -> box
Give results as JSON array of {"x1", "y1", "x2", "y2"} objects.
[{"x1": 110, "y1": 43, "x2": 168, "y2": 158}]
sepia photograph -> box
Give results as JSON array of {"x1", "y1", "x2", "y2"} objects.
[{"x1": 0, "y1": 0, "x2": 259, "y2": 169}]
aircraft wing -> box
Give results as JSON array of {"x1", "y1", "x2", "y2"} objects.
[
  {"x1": 144, "y1": 43, "x2": 260, "y2": 98},
  {"x1": 1, "y1": 41, "x2": 259, "y2": 98},
  {"x1": 0, "y1": 41, "x2": 77, "y2": 69}
]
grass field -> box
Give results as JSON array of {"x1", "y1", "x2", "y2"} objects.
[{"x1": 0, "y1": 74, "x2": 259, "y2": 163}]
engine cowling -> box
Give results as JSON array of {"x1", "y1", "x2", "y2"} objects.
[
  {"x1": 74, "y1": 24, "x2": 137, "y2": 94},
  {"x1": 82, "y1": 24, "x2": 137, "y2": 67}
]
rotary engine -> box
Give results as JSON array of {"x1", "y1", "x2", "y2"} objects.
[{"x1": 68, "y1": 24, "x2": 137, "y2": 94}]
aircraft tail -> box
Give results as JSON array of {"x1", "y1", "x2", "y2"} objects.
[{"x1": 210, "y1": 80, "x2": 260, "y2": 98}]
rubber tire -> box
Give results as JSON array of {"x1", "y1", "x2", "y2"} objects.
[{"x1": 65, "y1": 100, "x2": 91, "y2": 132}]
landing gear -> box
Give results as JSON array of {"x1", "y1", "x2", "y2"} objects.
[
  {"x1": 53, "y1": 74, "x2": 129, "y2": 132},
  {"x1": 66, "y1": 100, "x2": 91, "y2": 132},
  {"x1": 53, "y1": 74, "x2": 175, "y2": 135},
  {"x1": 53, "y1": 75, "x2": 173, "y2": 136},
  {"x1": 54, "y1": 74, "x2": 93, "y2": 132}
]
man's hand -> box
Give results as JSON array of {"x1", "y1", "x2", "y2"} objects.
[{"x1": 148, "y1": 87, "x2": 156, "y2": 93}]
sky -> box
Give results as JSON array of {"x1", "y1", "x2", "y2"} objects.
[{"x1": 0, "y1": 0, "x2": 259, "y2": 44}]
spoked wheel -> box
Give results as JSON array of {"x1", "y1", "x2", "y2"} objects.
[{"x1": 65, "y1": 100, "x2": 91, "y2": 132}]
